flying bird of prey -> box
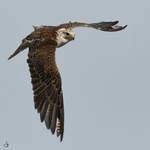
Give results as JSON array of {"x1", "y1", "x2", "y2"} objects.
[{"x1": 8, "y1": 20, "x2": 127, "y2": 141}]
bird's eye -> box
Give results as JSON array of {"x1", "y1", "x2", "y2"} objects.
[{"x1": 65, "y1": 32, "x2": 70, "y2": 36}]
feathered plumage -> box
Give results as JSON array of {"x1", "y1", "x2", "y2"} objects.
[{"x1": 8, "y1": 20, "x2": 127, "y2": 141}]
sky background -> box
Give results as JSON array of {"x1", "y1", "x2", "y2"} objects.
[{"x1": 0, "y1": 0, "x2": 150, "y2": 149}]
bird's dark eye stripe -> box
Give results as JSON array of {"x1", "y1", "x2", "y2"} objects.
[{"x1": 66, "y1": 32, "x2": 70, "y2": 36}]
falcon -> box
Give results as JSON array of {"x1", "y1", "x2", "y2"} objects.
[{"x1": 8, "y1": 20, "x2": 127, "y2": 141}]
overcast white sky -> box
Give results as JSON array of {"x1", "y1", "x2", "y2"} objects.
[{"x1": 0, "y1": 0, "x2": 150, "y2": 150}]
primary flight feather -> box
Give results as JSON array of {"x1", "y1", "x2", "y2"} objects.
[{"x1": 8, "y1": 20, "x2": 127, "y2": 141}]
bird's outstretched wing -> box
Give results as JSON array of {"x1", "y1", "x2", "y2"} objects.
[
  {"x1": 58, "y1": 20, "x2": 127, "y2": 32},
  {"x1": 8, "y1": 27, "x2": 57, "y2": 60},
  {"x1": 27, "y1": 45, "x2": 64, "y2": 141}
]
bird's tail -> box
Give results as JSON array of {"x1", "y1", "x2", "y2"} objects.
[{"x1": 8, "y1": 40, "x2": 29, "y2": 60}]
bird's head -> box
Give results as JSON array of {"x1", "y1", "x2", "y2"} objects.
[{"x1": 56, "y1": 28, "x2": 75, "y2": 47}]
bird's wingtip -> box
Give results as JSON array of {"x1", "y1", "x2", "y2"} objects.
[
  {"x1": 123, "y1": 25, "x2": 128, "y2": 29},
  {"x1": 8, "y1": 55, "x2": 13, "y2": 60},
  {"x1": 114, "y1": 20, "x2": 119, "y2": 24}
]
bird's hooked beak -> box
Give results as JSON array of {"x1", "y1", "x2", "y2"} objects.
[{"x1": 70, "y1": 32, "x2": 75, "y2": 40}]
